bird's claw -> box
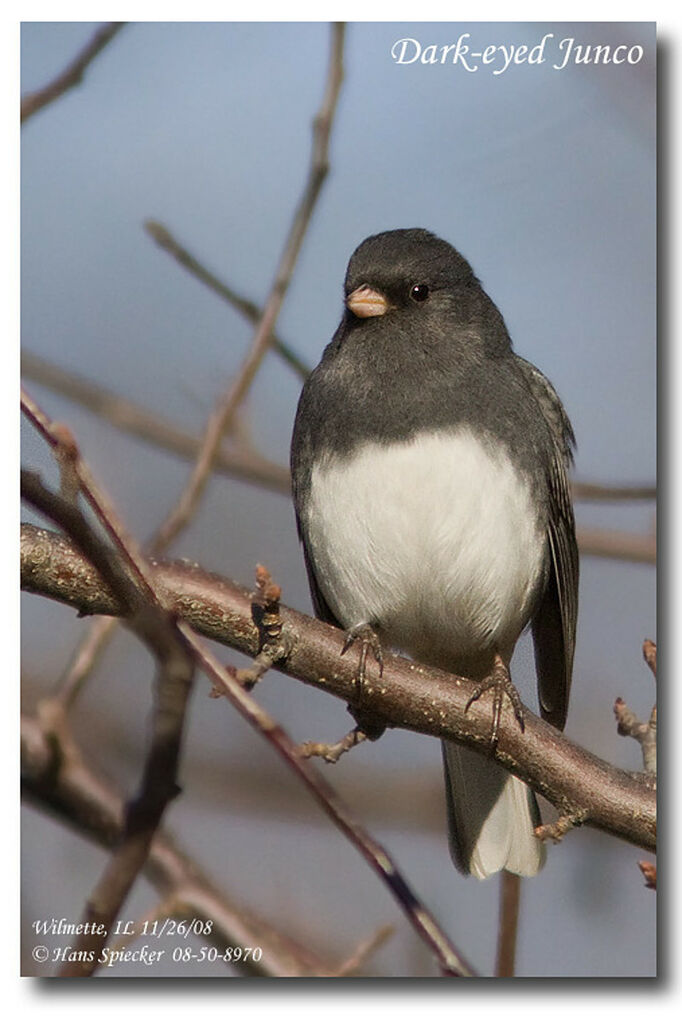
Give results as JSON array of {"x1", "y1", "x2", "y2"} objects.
[
  {"x1": 464, "y1": 654, "x2": 525, "y2": 749},
  {"x1": 341, "y1": 623, "x2": 384, "y2": 689}
]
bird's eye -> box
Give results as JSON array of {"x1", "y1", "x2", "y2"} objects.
[{"x1": 410, "y1": 283, "x2": 430, "y2": 302}]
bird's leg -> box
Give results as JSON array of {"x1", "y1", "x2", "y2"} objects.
[
  {"x1": 341, "y1": 623, "x2": 386, "y2": 740},
  {"x1": 341, "y1": 622, "x2": 384, "y2": 687},
  {"x1": 464, "y1": 653, "x2": 525, "y2": 748}
]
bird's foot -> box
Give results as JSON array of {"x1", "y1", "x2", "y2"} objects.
[
  {"x1": 464, "y1": 653, "x2": 525, "y2": 749},
  {"x1": 341, "y1": 622, "x2": 384, "y2": 689}
]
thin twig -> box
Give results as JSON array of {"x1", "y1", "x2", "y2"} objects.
[
  {"x1": 22, "y1": 471, "x2": 195, "y2": 978},
  {"x1": 55, "y1": 616, "x2": 118, "y2": 708},
  {"x1": 22, "y1": 388, "x2": 158, "y2": 599},
  {"x1": 638, "y1": 861, "x2": 657, "y2": 890},
  {"x1": 178, "y1": 616, "x2": 475, "y2": 977},
  {"x1": 21, "y1": 521, "x2": 657, "y2": 855},
  {"x1": 21, "y1": 352, "x2": 290, "y2": 494},
  {"x1": 643, "y1": 639, "x2": 657, "y2": 677},
  {"x1": 298, "y1": 727, "x2": 368, "y2": 764},
  {"x1": 22, "y1": 390, "x2": 474, "y2": 976},
  {"x1": 333, "y1": 924, "x2": 395, "y2": 977},
  {"x1": 23, "y1": 23, "x2": 341, "y2": 715},
  {"x1": 614, "y1": 701, "x2": 657, "y2": 776},
  {"x1": 612, "y1": 639, "x2": 657, "y2": 775},
  {"x1": 21, "y1": 22, "x2": 126, "y2": 124},
  {"x1": 535, "y1": 809, "x2": 589, "y2": 844},
  {"x1": 572, "y1": 482, "x2": 656, "y2": 502},
  {"x1": 144, "y1": 221, "x2": 310, "y2": 380},
  {"x1": 21, "y1": 391, "x2": 196, "y2": 977},
  {"x1": 217, "y1": 565, "x2": 291, "y2": 690},
  {"x1": 23, "y1": 354, "x2": 658, "y2": 567},
  {"x1": 495, "y1": 871, "x2": 521, "y2": 977},
  {"x1": 22, "y1": 473, "x2": 195, "y2": 977},
  {"x1": 150, "y1": 22, "x2": 345, "y2": 553},
  {"x1": 21, "y1": 713, "x2": 341, "y2": 977}
]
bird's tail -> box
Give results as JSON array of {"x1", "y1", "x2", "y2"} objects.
[{"x1": 441, "y1": 740, "x2": 546, "y2": 879}]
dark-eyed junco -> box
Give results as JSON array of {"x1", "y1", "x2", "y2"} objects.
[{"x1": 290, "y1": 228, "x2": 579, "y2": 878}]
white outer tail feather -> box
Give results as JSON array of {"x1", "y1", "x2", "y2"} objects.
[{"x1": 442, "y1": 741, "x2": 546, "y2": 879}]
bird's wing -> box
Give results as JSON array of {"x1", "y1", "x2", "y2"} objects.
[
  {"x1": 516, "y1": 357, "x2": 579, "y2": 730},
  {"x1": 295, "y1": 510, "x2": 344, "y2": 628}
]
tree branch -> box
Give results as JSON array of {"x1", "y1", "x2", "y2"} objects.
[
  {"x1": 571, "y1": 482, "x2": 656, "y2": 502},
  {"x1": 21, "y1": 22, "x2": 126, "y2": 124},
  {"x1": 21, "y1": 488, "x2": 194, "y2": 977},
  {"x1": 150, "y1": 22, "x2": 345, "y2": 553},
  {"x1": 495, "y1": 872, "x2": 520, "y2": 977},
  {"x1": 21, "y1": 712, "x2": 346, "y2": 977},
  {"x1": 22, "y1": 387, "x2": 474, "y2": 977},
  {"x1": 21, "y1": 521, "x2": 657, "y2": 855},
  {"x1": 576, "y1": 526, "x2": 655, "y2": 565},
  {"x1": 22, "y1": 352, "x2": 656, "y2": 564},
  {"x1": 613, "y1": 640, "x2": 657, "y2": 776},
  {"x1": 21, "y1": 392, "x2": 196, "y2": 977},
  {"x1": 21, "y1": 351, "x2": 290, "y2": 494},
  {"x1": 144, "y1": 221, "x2": 310, "y2": 380},
  {"x1": 178, "y1": 616, "x2": 474, "y2": 977},
  {"x1": 22, "y1": 351, "x2": 655, "y2": 505}
]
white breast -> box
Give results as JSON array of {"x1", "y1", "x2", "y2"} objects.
[{"x1": 304, "y1": 429, "x2": 546, "y2": 674}]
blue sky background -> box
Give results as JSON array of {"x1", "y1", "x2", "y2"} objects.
[{"x1": 21, "y1": 21, "x2": 656, "y2": 978}]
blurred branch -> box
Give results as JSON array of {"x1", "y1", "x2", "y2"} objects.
[
  {"x1": 638, "y1": 861, "x2": 656, "y2": 890},
  {"x1": 643, "y1": 638, "x2": 657, "y2": 677},
  {"x1": 150, "y1": 22, "x2": 345, "y2": 553},
  {"x1": 21, "y1": 712, "x2": 343, "y2": 977},
  {"x1": 22, "y1": 351, "x2": 656, "y2": 564},
  {"x1": 144, "y1": 221, "x2": 310, "y2": 380},
  {"x1": 21, "y1": 352, "x2": 290, "y2": 494},
  {"x1": 22, "y1": 387, "x2": 474, "y2": 978},
  {"x1": 495, "y1": 872, "x2": 520, "y2": 978},
  {"x1": 572, "y1": 482, "x2": 656, "y2": 502},
  {"x1": 20, "y1": 23, "x2": 337, "y2": 738},
  {"x1": 21, "y1": 521, "x2": 657, "y2": 856},
  {"x1": 21, "y1": 22, "x2": 126, "y2": 124},
  {"x1": 178, "y1": 609, "x2": 474, "y2": 977},
  {"x1": 332, "y1": 924, "x2": 395, "y2": 976},
  {"x1": 54, "y1": 616, "x2": 119, "y2": 708},
  {"x1": 21, "y1": 389, "x2": 195, "y2": 978},
  {"x1": 22, "y1": 388, "x2": 159, "y2": 593},
  {"x1": 576, "y1": 526, "x2": 655, "y2": 565},
  {"x1": 21, "y1": 521, "x2": 474, "y2": 977}
]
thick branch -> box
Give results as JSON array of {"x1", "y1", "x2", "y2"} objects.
[
  {"x1": 22, "y1": 517, "x2": 473, "y2": 977},
  {"x1": 21, "y1": 522, "x2": 656, "y2": 854},
  {"x1": 178, "y1": 618, "x2": 474, "y2": 976},
  {"x1": 21, "y1": 395, "x2": 196, "y2": 977},
  {"x1": 23, "y1": 386, "x2": 472, "y2": 976},
  {"x1": 21, "y1": 713, "x2": 342, "y2": 977}
]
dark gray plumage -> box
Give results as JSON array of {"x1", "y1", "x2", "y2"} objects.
[{"x1": 291, "y1": 228, "x2": 578, "y2": 878}]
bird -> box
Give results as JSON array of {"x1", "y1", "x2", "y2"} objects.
[{"x1": 290, "y1": 228, "x2": 579, "y2": 879}]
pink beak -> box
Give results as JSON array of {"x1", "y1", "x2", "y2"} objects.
[{"x1": 346, "y1": 284, "x2": 389, "y2": 318}]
